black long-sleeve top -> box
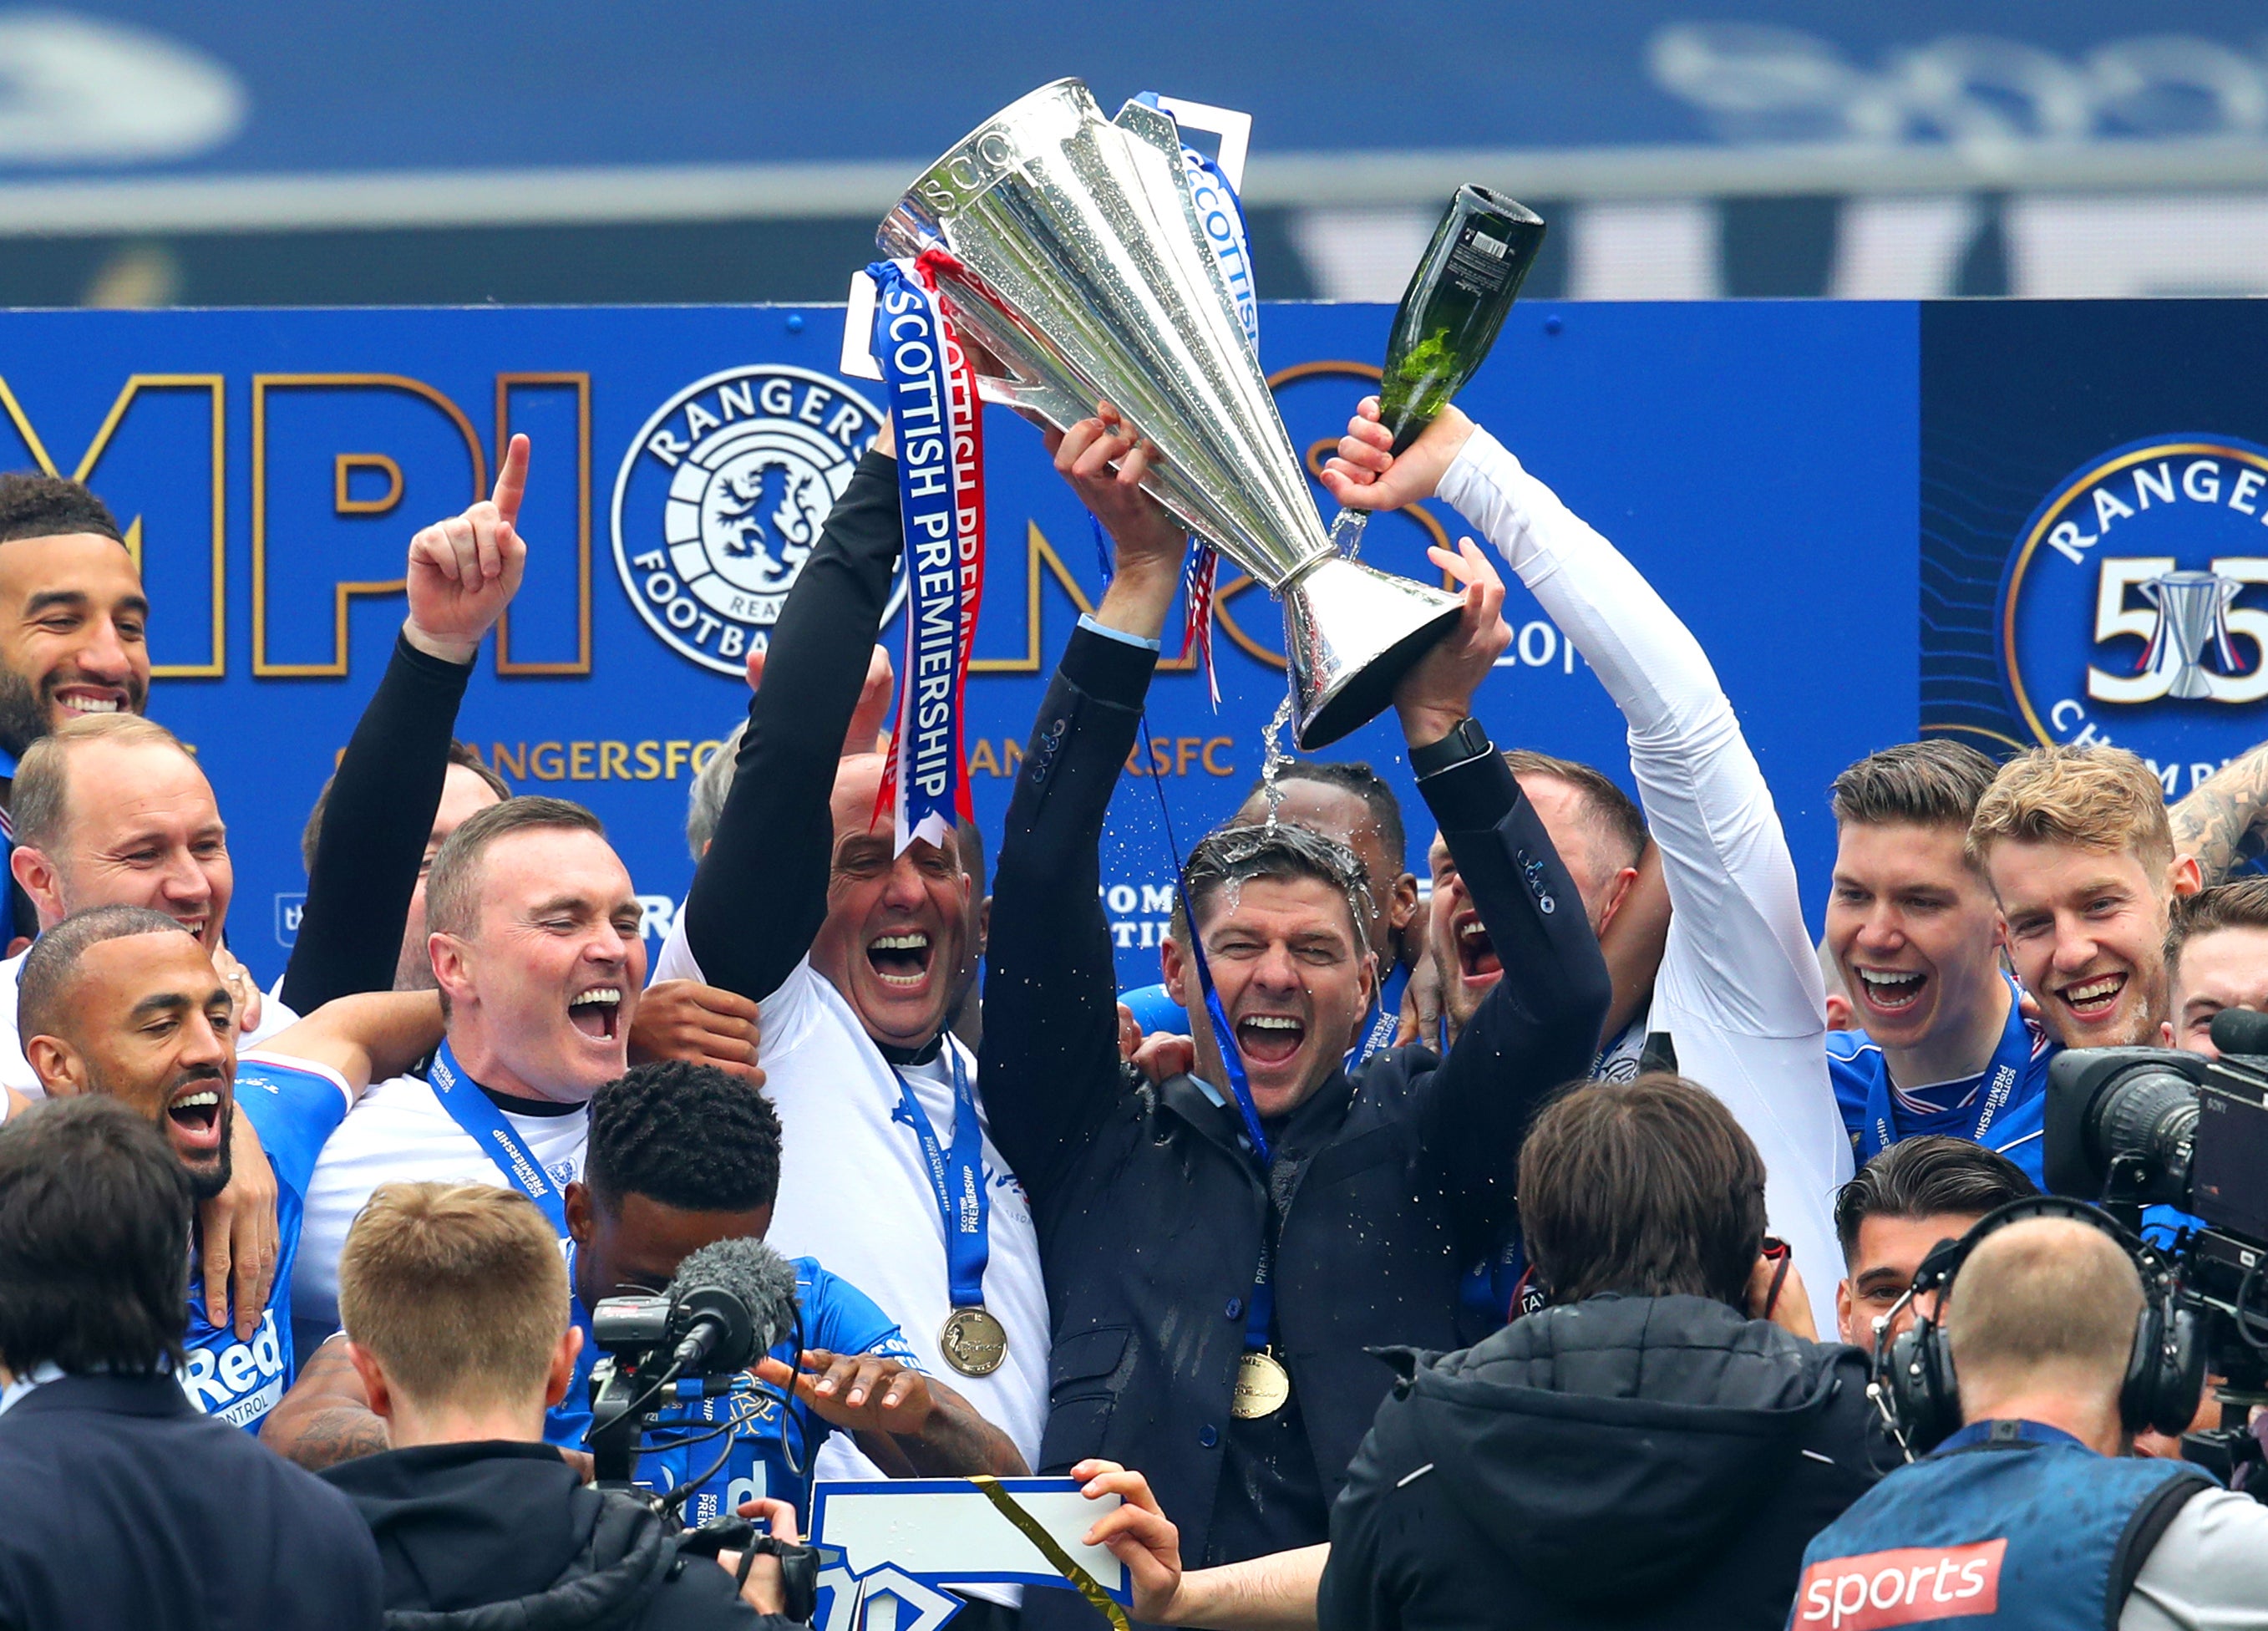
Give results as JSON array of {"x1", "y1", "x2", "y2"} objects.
[
  {"x1": 280, "y1": 633, "x2": 473, "y2": 1013},
  {"x1": 678, "y1": 450, "x2": 902, "y2": 998},
  {"x1": 977, "y1": 623, "x2": 1613, "y2": 1605}
]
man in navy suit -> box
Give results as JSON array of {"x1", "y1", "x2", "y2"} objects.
[{"x1": 0, "y1": 1095, "x2": 379, "y2": 1630}]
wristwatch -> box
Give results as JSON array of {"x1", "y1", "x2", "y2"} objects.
[{"x1": 1409, "y1": 715, "x2": 1492, "y2": 778}]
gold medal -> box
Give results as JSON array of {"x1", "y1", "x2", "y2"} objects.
[
  {"x1": 939, "y1": 1306, "x2": 1008, "y2": 1377},
  {"x1": 1231, "y1": 1347, "x2": 1291, "y2": 1419}
]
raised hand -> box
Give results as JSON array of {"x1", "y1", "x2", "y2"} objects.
[
  {"x1": 1053, "y1": 403, "x2": 1186, "y2": 643},
  {"x1": 746, "y1": 642, "x2": 895, "y2": 757},
  {"x1": 1393, "y1": 536, "x2": 1510, "y2": 747},
  {"x1": 405, "y1": 433, "x2": 531, "y2": 664},
  {"x1": 1321, "y1": 396, "x2": 1476, "y2": 512}
]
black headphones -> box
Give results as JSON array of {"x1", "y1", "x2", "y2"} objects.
[{"x1": 1870, "y1": 1195, "x2": 2203, "y2": 1458}]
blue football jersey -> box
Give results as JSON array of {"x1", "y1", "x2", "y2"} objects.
[
  {"x1": 1827, "y1": 981, "x2": 2052, "y2": 1186},
  {"x1": 176, "y1": 1054, "x2": 350, "y2": 1430},
  {"x1": 550, "y1": 1253, "x2": 920, "y2": 1524}
]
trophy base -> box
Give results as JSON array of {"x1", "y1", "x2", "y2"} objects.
[{"x1": 1286, "y1": 556, "x2": 1466, "y2": 749}]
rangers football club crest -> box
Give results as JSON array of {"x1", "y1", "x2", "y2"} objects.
[
  {"x1": 1998, "y1": 433, "x2": 2268, "y2": 792},
  {"x1": 611, "y1": 364, "x2": 901, "y2": 675}
]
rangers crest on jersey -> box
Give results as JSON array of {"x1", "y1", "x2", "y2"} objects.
[{"x1": 611, "y1": 364, "x2": 901, "y2": 675}]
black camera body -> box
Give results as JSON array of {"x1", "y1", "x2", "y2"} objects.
[{"x1": 2046, "y1": 1037, "x2": 2268, "y2": 1494}]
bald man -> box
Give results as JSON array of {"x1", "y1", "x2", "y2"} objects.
[{"x1": 1797, "y1": 1213, "x2": 2268, "y2": 1630}]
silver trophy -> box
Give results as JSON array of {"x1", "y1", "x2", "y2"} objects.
[
  {"x1": 2140, "y1": 570, "x2": 2241, "y2": 699},
  {"x1": 878, "y1": 79, "x2": 1463, "y2": 748}
]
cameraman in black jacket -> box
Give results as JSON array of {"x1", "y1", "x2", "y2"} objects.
[{"x1": 1073, "y1": 1073, "x2": 1892, "y2": 1631}]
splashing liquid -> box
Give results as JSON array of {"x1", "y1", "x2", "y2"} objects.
[{"x1": 1257, "y1": 687, "x2": 1295, "y2": 830}]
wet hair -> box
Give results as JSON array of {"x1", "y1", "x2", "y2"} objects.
[
  {"x1": 302, "y1": 740, "x2": 509, "y2": 874},
  {"x1": 1239, "y1": 760, "x2": 1406, "y2": 876},
  {"x1": 17, "y1": 905, "x2": 192, "y2": 1046},
  {"x1": 1500, "y1": 748, "x2": 1647, "y2": 874},
  {"x1": 0, "y1": 1095, "x2": 191, "y2": 1374},
  {"x1": 1833, "y1": 1135, "x2": 2037, "y2": 1260},
  {"x1": 1520, "y1": 1072, "x2": 1767, "y2": 1308},
  {"x1": 1832, "y1": 739, "x2": 1999, "y2": 836},
  {"x1": 2166, "y1": 876, "x2": 2268, "y2": 980},
  {"x1": 1170, "y1": 818, "x2": 1373, "y2": 947},
  {"x1": 0, "y1": 472, "x2": 124, "y2": 546},
  {"x1": 585, "y1": 1060, "x2": 783, "y2": 1215}
]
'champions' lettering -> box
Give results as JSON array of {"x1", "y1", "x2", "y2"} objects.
[{"x1": 1796, "y1": 1539, "x2": 2005, "y2": 1631}]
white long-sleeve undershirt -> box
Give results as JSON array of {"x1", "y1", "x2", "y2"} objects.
[{"x1": 1439, "y1": 425, "x2": 1851, "y2": 1331}]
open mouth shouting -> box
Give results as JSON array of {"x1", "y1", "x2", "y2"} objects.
[
  {"x1": 2054, "y1": 971, "x2": 2128, "y2": 1026},
  {"x1": 867, "y1": 930, "x2": 935, "y2": 992},
  {"x1": 1235, "y1": 1010, "x2": 1307, "y2": 1068},
  {"x1": 567, "y1": 985, "x2": 622, "y2": 1043},
  {"x1": 165, "y1": 1075, "x2": 228, "y2": 1161},
  {"x1": 1853, "y1": 966, "x2": 1928, "y2": 1018},
  {"x1": 1453, "y1": 911, "x2": 1502, "y2": 985}
]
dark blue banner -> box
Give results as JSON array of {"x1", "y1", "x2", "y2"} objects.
[{"x1": 0, "y1": 298, "x2": 1915, "y2": 989}]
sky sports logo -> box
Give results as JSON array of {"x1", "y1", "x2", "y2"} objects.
[{"x1": 1797, "y1": 1538, "x2": 2003, "y2": 1629}]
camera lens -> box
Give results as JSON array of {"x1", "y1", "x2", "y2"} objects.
[{"x1": 2089, "y1": 1067, "x2": 2199, "y2": 1203}]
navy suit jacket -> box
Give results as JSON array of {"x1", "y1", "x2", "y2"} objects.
[{"x1": 0, "y1": 1373, "x2": 380, "y2": 1630}]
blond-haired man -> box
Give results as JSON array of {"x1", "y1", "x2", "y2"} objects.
[
  {"x1": 317, "y1": 1181, "x2": 797, "y2": 1628},
  {"x1": 1969, "y1": 745, "x2": 2200, "y2": 1049},
  {"x1": 1794, "y1": 1213, "x2": 2268, "y2": 1629}
]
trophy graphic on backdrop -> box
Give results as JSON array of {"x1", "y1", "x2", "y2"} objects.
[
  {"x1": 879, "y1": 78, "x2": 1527, "y2": 748},
  {"x1": 2139, "y1": 569, "x2": 2245, "y2": 700}
]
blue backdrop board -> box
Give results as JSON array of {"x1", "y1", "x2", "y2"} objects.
[{"x1": 0, "y1": 299, "x2": 1915, "y2": 990}]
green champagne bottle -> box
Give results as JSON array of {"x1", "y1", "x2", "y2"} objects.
[
  {"x1": 1329, "y1": 185, "x2": 1545, "y2": 553},
  {"x1": 1377, "y1": 186, "x2": 1546, "y2": 453}
]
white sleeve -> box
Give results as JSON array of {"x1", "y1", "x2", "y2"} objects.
[
  {"x1": 1438, "y1": 427, "x2": 1850, "y2": 1332},
  {"x1": 2121, "y1": 1486, "x2": 2268, "y2": 1631},
  {"x1": 1437, "y1": 424, "x2": 1824, "y2": 1036}
]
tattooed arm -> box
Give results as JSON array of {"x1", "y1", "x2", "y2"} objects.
[
  {"x1": 2169, "y1": 741, "x2": 2268, "y2": 884},
  {"x1": 258, "y1": 1335, "x2": 389, "y2": 1471}
]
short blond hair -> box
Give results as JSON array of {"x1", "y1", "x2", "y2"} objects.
[
  {"x1": 1947, "y1": 1217, "x2": 2143, "y2": 1412},
  {"x1": 13, "y1": 714, "x2": 193, "y2": 852},
  {"x1": 1966, "y1": 744, "x2": 2173, "y2": 874},
  {"x1": 337, "y1": 1181, "x2": 568, "y2": 1413}
]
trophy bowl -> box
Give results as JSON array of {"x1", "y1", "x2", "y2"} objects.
[{"x1": 877, "y1": 78, "x2": 1462, "y2": 749}]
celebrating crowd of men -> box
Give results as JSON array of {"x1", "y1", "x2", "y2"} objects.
[{"x1": 2, "y1": 381, "x2": 2267, "y2": 1631}]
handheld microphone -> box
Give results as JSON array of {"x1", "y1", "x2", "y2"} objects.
[
  {"x1": 2210, "y1": 1007, "x2": 2268, "y2": 1059},
  {"x1": 662, "y1": 1237, "x2": 801, "y2": 1374}
]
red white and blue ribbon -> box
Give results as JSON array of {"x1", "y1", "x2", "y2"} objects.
[{"x1": 867, "y1": 253, "x2": 985, "y2": 853}]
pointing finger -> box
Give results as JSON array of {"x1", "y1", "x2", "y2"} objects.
[{"x1": 492, "y1": 434, "x2": 530, "y2": 527}]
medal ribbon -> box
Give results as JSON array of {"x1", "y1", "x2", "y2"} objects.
[
  {"x1": 890, "y1": 1044, "x2": 992, "y2": 1310},
  {"x1": 1347, "y1": 960, "x2": 1408, "y2": 1073},
  {"x1": 866, "y1": 253, "x2": 986, "y2": 854},
  {"x1": 1859, "y1": 974, "x2": 2035, "y2": 1164},
  {"x1": 427, "y1": 1038, "x2": 571, "y2": 1242}
]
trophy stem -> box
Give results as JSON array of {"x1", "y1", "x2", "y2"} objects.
[{"x1": 1285, "y1": 555, "x2": 1464, "y2": 749}]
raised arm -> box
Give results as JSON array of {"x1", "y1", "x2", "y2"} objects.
[
  {"x1": 679, "y1": 438, "x2": 903, "y2": 1000},
  {"x1": 977, "y1": 411, "x2": 1186, "y2": 1195},
  {"x1": 282, "y1": 436, "x2": 529, "y2": 1012},
  {"x1": 2170, "y1": 739, "x2": 2268, "y2": 884}
]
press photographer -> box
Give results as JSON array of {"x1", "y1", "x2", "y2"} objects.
[
  {"x1": 316, "y1": 1180, "x2": 804, "y2": 1628},
  {"x1": 1801, "y1": 1201, "x2": 2268, "y2": 1629}
]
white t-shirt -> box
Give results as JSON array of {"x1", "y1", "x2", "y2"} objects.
[
  {"x1": 652, "y1": 921, "x2": 1049, "y2": 1478},
  {"x1": 1443, "y1": 429, "x2": 1851, "y2": 1336},
  {"x1": 0, "y1": 945, "x2": 301, "y2": 1099},
  {"x1": 292, "y1": 1067, "x2": 589, "y2": 1341},
  {"x1": 2123, "y1": 1484, "x2": 2268, "y2": 1629}
]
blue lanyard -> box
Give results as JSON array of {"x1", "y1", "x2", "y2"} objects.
[
  {"x1": 890, "y1": 1044, "x2": 991, "y2": 1309},
  {"x1": 1933, "y1": 1418, "x2": 2086, "y2": 1455},
  {"x1": 1347, "y1": 961, "x2": 1408, "y2": 1071},
  {"x1": 427, "y1": 1038, "x2": 571, "y2": 1241},
  {"x1": 1860, "y1": 975, "x2": 2033, "y2": 1163}
]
